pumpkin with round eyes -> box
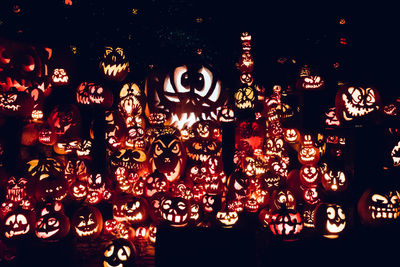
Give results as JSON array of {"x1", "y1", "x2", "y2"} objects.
[
  {"x1": 218, "y1": 105, "x2": 235, "y2": 123},
  {"x1": 216, "y1": 210, "x2": 239, "y2": 228},
  {"x1": 159, "y1": 196, "x2": 190, "y2": 227},
  {"x1": 110, "y1": 148, "x2": 149, "y2": 177},
  {"x1": 269, "y1": 207, "x2": 303, "y2": 241},
  {"x1": 71, "y1": 205, "x2": 103, "y2": 240},
  {"x1": 335, "y1": 85, "x2": 382, "y2": 124},
  {"x1": 51, "y1": 68, "x2": 69, "y2": 86},
  {"x1": 283, "y1": 128, "x2": 300, "y2": 144},
  {"x1": 264, "y1": 137, "x2": 285, "y2": 158},
  {"x1": 270, "y1": 188, "x2": 296, "y2": 211},
  {"x1": 148, "y1": 133, "x2": 186, "y2": 183},
  {"x1": 99, "y1": 46, "x2": 130, "y2": 82},
  {"x1": 299, "y1": 165, "x2": 320, "y2": 186},
  {"x1": 145, "y1": 62, "x2": 226, "y2": 130},
  {"x1": 0, "y1": 37, "x2": 52, "y2": 92},
  {"x1": 314, "y1": 203, "x2": 347, "y2": 239},
  {"x1": 103, "y1": 238, "x2": 136, "y2": 267},
  {"x1": 76, "y1": 82, "x2": 113, "y2": 108},
  {"x1": 357, "y1": 187, "x2": 400, "y2": 227},
  {"x1": 2, "y1": 208, "x2": 35, "y2": 240}
]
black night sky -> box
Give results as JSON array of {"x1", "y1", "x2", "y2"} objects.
[{"x1": 1, "y1": 1, "x2": 399, "y2": 99}]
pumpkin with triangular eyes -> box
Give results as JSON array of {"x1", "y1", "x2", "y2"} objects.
[
  {"x1": 2, "y1": 208, "x2": 35, "y2": 240},
  {"x1": 148, "y1": 133, "x2": 186, "y2": 183},
  {"x1": 103, "y1": 238, "x2": 136, "y2": 267}
]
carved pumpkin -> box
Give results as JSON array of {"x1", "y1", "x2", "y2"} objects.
[
  {"x1": 69, "y1": 179, "x2": 88, "y2": 201},
  {"x1": 296, "y1": 75, "x2": 325, "y2": 90},
  {"x1": 35, "y1": 176, "x2": 68, "y2": 202},
  {"x1": 0, "y1": 91, "x2": 34, "y2": 117},
  {"x1": 335, "y1": 85, "x2": 381, "y2": 124},
  {"x1": 71, "y1": 205, "x2": 103, "y2": 240},
  {"x1": 103, "y1": 238, "x2": 136, "y2": 267},
  {"x1": 159, "y1": 195, "x2": 190, "y2": 227},
  {"x1": 216, "y1": 210, "x2": 239, "y2": 228},
  {"x1": 76, "y1": 82, "x2": 113, "y2": 108},
  {"x1": 34, "y1": 202, "x2": 70, "y2": 241},
  {"x1": 47, "y1": 104, "x2": 81, "y2": 138},
  {"x1": 321, "y1": 168, "x2": 348, "y2": 193},
  {"x1": 146, "y1": 62, "x2": 225, "y2": 129},
  {"x1": 124, "y1": 196, "x2": 149, "y2": 226},
  {"x1": 2, "y1": 208, "x2": 35, "y2": 240},
  {"x1": 110, "y1": 148, "x2": 149, "y2": 177},
  {"x1": 51, "y1": 68, "x2": 69, "y2": 86},
  {"x1": 357, "y1": 187, "x2": 400, "y2": 227},
  {"x1": 314, "y1": 203, "x2": 347, "y2": 239},
  {"x1": 148, "y1": 133, "x2": 186, "y2": 183},
  {"x1": 99, "y1": 46, "x2": 130, "y2": 82},
  {"x1": 269, "y1": 208, "x2": 303, "y2": 241},
  {"x1": 26, "y1": 157, "x2": 64, "y2": 180},
  {"x1": 6, "y1": 175, "x2": 29, "y2": 203}
]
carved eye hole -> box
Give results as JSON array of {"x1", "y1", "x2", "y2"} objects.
[
  {"x1": 371, "y1": 194, "x2": 388, "y2": 204},
  {"x1": 22, "y1": 55, "x2": 35, "y2": 72},
  {"x1": 171, "y1": 143, "x2": 180, "y2": 154},
  {"x1": 327, "y1": 207, "x2": 336, "y2": 219},
  {"x1": 365, "y1": 89, "x2": 376, "y2": 105},
  {"x1": 104, "y1": 246, "x2": 114, "y2": 257}
]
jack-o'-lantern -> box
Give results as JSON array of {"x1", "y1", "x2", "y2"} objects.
[
  {"x1": 201, "y1": 194, "x2": 221, "y2": 214},
  {"x1": 148, "y1": 224, "x2": 157, "y2": 243},
  {"x1": 148, "y1": 133, "x2": 186, "y2": 183},
  {"x1": 145, "y1": 62, "x2": 225, "y2": 129},
  {"x1": 216, "y1": 210, "x2": 239, "y2": 228},
  {"x1": 144, "y1": 170, "x2": 169, "y2": 198},
  {"x1": 1, "y1": 200, "x2": 17, "y2": 218},
  {"x1": 335, "y1": 85, "x2": 381, "y2": 124},
  {"x1": 298, "y1": 136, "x2": 320, "y2": 165},
  {"x1": 390, "y1": 141, "x2": 400, "y2": 167},
  {"x1": 103, "y1": 238, "x2": 136, "y2": 267},
  {"x1": 69, "y1": 179, "x2": 88, "y2": 201},
  {"x1": 269, "y1": 208, "x2": 303, "y2": 241},
  {"x1": 321, "y1": 168, "x2": 348, "y2": 193},
  {"x1": 125, "y1": 196, "x2": 149, "y2": 226},
  {"x1": 64, "y1": 158, "x2": 88, "y2": 182},
  {"x1": 0, "y1": 91, "x2": 34, "y2": 117},
  {"x1": 226, "y1": 170, "x2": 248, "y2": 202},
  {"x1": 76, "y1": 139, "x2": 93, "y2": 158},
  {"x1": 71, "y1": 205, "x2": 103, "y2": 239},
  {"x1": 35, "y1": 177, "x2": 68, "y2": 202},
  {"x1": 314, "y1": 203, "x2": 347, "y2": 239},
  {"x1": 99, "y1": 46, "x2": 130, "y2": 81},
  {"x1": 2, "y1": 208, "x2": 35, "y2": 240},
  {"x1": 38, "y1": 125, "x2": 57, "y2": 146},
  {"x1": 6, "y1": 176, "x2": 28, "y2": 203},
  {"x1": 299, "y1": 165, "x2": 320, "y2": 186},
  {"x1": 118, "y1": 83, "x2": 145, "y2": 123},
  {"x1": 235, "y1": 120, "x2": 264, "y2": 152},
  {"x1": 234, "y1": 86, "x2": 255, "y2": 110},
  {"x1": 302, "y1": 206, "x2": 316, "y2": 228},
  {"x1": 357, "y1": 187, "x2": 400, "y2": 227},
  {"x1": 264, "y1": 137, "x2": 285, "y2": 158},
  {"x1": 47, "y1": 104, "x2": 81, "y2": 137},
  {"x1": 26, "y1": 157, "x2": 64, "y2": 180},
  {"x1": 160, "y1": 196, "x2": 190, "y2": 227},
  {"x1": 302, "y1": 187, "x2": 320, "y2": 205},
  {"x1": 266, "y1": 107, "x2": 283, "y2": 138},
  {"x1": 76, "y1": 82, "x2": 113, "y2": 108},
  {"x1": 296, "y1": 75, "x2": 325, "y2": 90},
  {"x1": 261, "y1": 172, "x2": 283, "y2": 191},
  {"x1": 110, "y1": 148, "x2": 148, "y2": 177},
  {"x1": 0, "y1": 37, "x2": 52, "y2": 92},
  {"x1": 270, "y1": 188, "x2": 296, "y2": 211},
  {"x1": 51, "y1": 68, "x2": 69, "y2": 86},
  {"x1": 34, "y1": 204, "x2": 70, "y2": 241},
  {"x1": 218, "y1": 106, "x2": 235, "y2": 123},
  {"x1": 325, "y1": 107, "x2": 340, "y2": 128},
  {"x1": 283, "y1": 128, "x2": 300, "y2": 144}
]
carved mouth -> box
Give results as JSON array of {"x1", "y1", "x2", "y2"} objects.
[
  {"x1": 5, "y1": 225, "x2": 30, "y2": 238},
  {"x1": 36, "y1": 228, "x2": 60, "y2": 239},
  {"x1": 326, "y1": 221, "x2": 346, "y2": 234},
  {"x1": 104, "y1": 262, "x2": 123, "y2": 267},
  {"x1": 162, "y1": 212, "x2": 188, "y2": 225},
  {"x1": 75, "y1": 225, "x2": 99, "y2": 237},
  {"x1": 89, "y1": 95, "x2": 104, "y2": 104},
  {"x1": 126, "y1": 213, "x2": 143, "y2": 222},
  {"x1": 391, "y1": 141, "x2": 400, "y2": 166},
  {"x1": 369, "y1": 206, "x2": 399, "y2": 219},
  {"x1": 101, "y1": 62, "x2": 129, "y2": 77},
  {"x1": 169, "y1": 111, "x2": 218, "y2": 129},
  {"x1": 342, "y1": 94, "x2": 374, "y2": 120}
]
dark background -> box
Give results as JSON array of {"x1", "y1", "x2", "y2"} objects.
[{"x1": 1, "y1": 1, "x2": 400, "y2": 266}]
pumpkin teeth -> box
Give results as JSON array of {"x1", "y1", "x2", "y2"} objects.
[
  {"x1": 342, "y1": 94, "x2": 375, "y2": 119},
  {"x1": 101, "y1": 62, "x2": 129, "y2": 77}
]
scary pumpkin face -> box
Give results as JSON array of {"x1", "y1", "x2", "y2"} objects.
[
  {"x1": 146, "y1": 62, "x2": 225, "y2": 129},
  {"x1": 76, "y1": 82, "x2": 113, "y2": 108},
  {"x1": 47, "y1": 104, "x2": 81, "y2": 137},
  {"x1": 234, "y1": 86, "x2": 255, "y2": 110},
  {"x1": 335, "y1": 85, "x2": 381, "y2": 123},
  {"x1": 103, "y1": 238, "x2": 136, "y2": 267},
  {"x1": 315, "y1": 203, "x2": 347, "y2": 239},
  {"x1": 110, "y1": 148, "x2": 148, "y2": 177},
  {"x1": 2, "y1": 208, "x2": 35, "y2": 240},
  {"x1": 71, "y1": 205, "x2": 103, "y2": 239},
  {"x1": 26, "y1": 157, "x2": 64, "y2": 180},
  {"x1": 325, "y1": 107, "x2": 340, "y2": 127},
  {"x1": 0, "y1": 37, "x2": 52, "y2": 92},
  {"x1": 269, "y1": 208, "x2": 303, "y2": 241},
  {"x1": 357, "y1": 188, "x2": 400, "y2": 227},
  {"x1": 124, "y1": 196, "x2": 149, "y2": 226},
  {"x1": 38, "y1": 125, "x2": 57, "y2": 146},
  {"x1": 296, "y1": 75, "x2": 325, "y2": 90},
  {"x1": 0, "y1": 91, "x2": 34, "y2": 117},
  {"x1": 99, "y1": 46, "x2": 130, "y2": 82},
  {"x1": 148, "y1": 134, "x2": 186, "y2": 183},
  {"x1": 159, "y1": 196, "x2": 190, "y2": 227},
  {"x1": 6, "y1": 176, "x2": 28, "y2": 203}
]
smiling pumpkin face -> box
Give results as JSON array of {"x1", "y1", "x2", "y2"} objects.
[{"x1": 71, "y1": 205, "x2": 103, "y2": 240}]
